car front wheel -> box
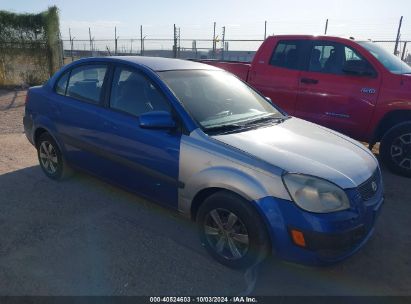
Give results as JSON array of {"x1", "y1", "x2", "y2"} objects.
[
  {"x1": 380, "y1": 123, "x2": 411, "y2": 177},
  {"x1": 197, "y1": 191, "x2": 270, "y2": 269}
]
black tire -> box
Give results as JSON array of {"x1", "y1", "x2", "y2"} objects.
[
  {"x1": 197, "y1": 191, "x2": 271, "y2": 269},
  {"x1": 36, "y1": 133, "x2": 72, "y2": 180},
  {"x1": 380, "y1": 123, "x2": 411, "y2": 177}
]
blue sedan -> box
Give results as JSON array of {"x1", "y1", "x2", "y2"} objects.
[{"x1": 23, "y1": 56, "x2": 383, "y2": 268}]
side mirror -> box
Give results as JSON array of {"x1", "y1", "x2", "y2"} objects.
[
  {"x1": 343, "y1": 60, "x2": 375, "y2": 77},
  {"x1": 139, "y1": 111, "x2": 176, "y2": 129}
]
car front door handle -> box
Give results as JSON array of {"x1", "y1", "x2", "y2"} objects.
[{"x1": 300, "y1": 78, "x2": 319, "y2": 84}]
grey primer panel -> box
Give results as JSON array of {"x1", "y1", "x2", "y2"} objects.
[{"x1": 177, "y1": 129, "x2": 290, "y2": 216}]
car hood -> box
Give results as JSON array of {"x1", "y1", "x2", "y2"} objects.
[{"x1": 212, "y1": 117, "x2": 378, "y2": 189}]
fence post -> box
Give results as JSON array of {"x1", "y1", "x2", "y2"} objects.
[
  {"x1": 212, "y1": 22, "x2": 216, "y2": 59},
  {"x1": 115, "y1": 27, "x2": 118, "y2": 55},
  {"x1": 221, "y1": 26, "x2": 225, "y2": 60},
  {"x1": 401, "y1": 41, "x2": 408, "y2": 61},
  {"x1": 394, "y1": 16, "x2": 403, "y2": 55},
  {"x1": 69, "y1": 28, "x2": 74, "y2": 61},
  {"x1": 173, "y1": 24, "x2": 177, "y2": 58},
  {"x1": 89, "y1": 27, "x2": 93, "y2": 55}
]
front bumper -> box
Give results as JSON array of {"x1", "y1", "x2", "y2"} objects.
[{"x1": 254, "y1": 186, "x2": 384, "y2": 266}]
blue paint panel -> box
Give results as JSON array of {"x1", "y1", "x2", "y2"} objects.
[{"x1": 252, "y1": 188, "x2": 383, "y2": 266}]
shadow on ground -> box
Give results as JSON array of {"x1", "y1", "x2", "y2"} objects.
[{"x1": 0, "y1": 159, "x2": 410, "y2": 295}]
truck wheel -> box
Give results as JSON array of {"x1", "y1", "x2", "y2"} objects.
[
  {"x1": 380, "y1": 123, "x2": 411, "y2": 177},
  {"x1": 37, "y1": 133, "x2": 72, "y2": 180},
  {"x1": 197, "y1": 191, "x2": 271, "y2": 269}
]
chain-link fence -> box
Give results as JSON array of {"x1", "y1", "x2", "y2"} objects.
[
  {"x1": 61, "y1": 38, "x2": 263, "y2": 65},
  {"x1": 61, "y1": 36, "x2": 411, "y2": 67}
]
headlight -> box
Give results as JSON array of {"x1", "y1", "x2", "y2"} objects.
[{"x1": 282, "y1": 173, "x2": 350, "y2": 213}]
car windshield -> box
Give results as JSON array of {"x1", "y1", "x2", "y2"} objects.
[
  {"x1": 158, "y1": 70, "x2": 285, "y2": 131},
  {"x1": 358, "y1": 41, "x2": 411, "y2": 74}
]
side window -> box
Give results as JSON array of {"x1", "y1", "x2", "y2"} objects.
[
  {"x1": 110, "y1": 67, "x2": 171, "y2": 117},
  {"x1": 345, "y1": 47, "x2": 362, "y2": 61},
  {"x1": 55, "y1": 72, "x2": 69, "y2": 96},
  {"x1": 66, "y1": 65, "x2": 107, "y2": 104},
  {"x1": 269, "y1": 40, "x2": 304, "y2": 70},
  {"x1": 343, "y1": 46, "x2": 376, "y2": 76},
  {"x1": 308, "y1": 41, "x2": 375, "y2": 76},
  {"x1": 308, "y1": 42, "x2": 343, "y2": 74}
]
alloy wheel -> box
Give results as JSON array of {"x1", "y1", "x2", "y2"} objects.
[
  {"x1": 39, "y1": 141, "x2": 59, "y2": 175},
  {"x1": 390, "y1": 133, "x2": 411, "y2": 170},
  {"x1": 204, "y1": 208, "x2": 249, "y2": 260}
]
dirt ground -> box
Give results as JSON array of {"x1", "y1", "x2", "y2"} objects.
[{"x1": 0, "y1": 89, "x2": 410, "y2": 296}]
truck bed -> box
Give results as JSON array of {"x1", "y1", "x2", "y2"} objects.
[{"x1": 198, "y1": 60, "x2": 251, "y2": 81}]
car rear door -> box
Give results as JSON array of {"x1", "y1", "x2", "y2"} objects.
[
  {"x1": 51, "y1": 63, "x2": 111, "y2": 171},
  {"x1": 295, "y1": 40, "x2": 381, "y2": 139},
  {"x1": 97, "y1": 65, "x2": 181, "y2": 208},
  {"x1": 248, "y1": 39, "x2": 309, "y2": 115}
]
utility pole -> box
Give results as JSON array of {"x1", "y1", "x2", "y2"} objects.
[
  {"x1": 264, "y1": 20, "x2": 267, "y2": 39},
  {"x1": 394, "y1": 16, "x2": 403, "y2": 55},
  {"x1": 88, "y1": 27, "x2": 93, "y2": 53},
  {"x1": 212, "y1": 22, "x2": 216, "y2": 59},
  {"x1": 402, "y1": 41, "x2": 408, "y2": 61},
  {"x1": 324, "y1": 19, "x2": 328, "y2": 35},
  {"x1": 173, "y1": 24, "x2": 177, "y2": 58},
  {"x1": 114, "y1": 26, "x2": 118, "y2": 55},
  {"x1": 221, "y1": 26, "x2": 226, "y2": 60},
  {"x1": 69, "y1": 28, "x2": 74, "y2": 61}
]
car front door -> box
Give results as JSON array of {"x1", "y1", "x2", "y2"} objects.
[
  {"x1": 295, "y1": 40, "x2": 381, "y2": 140},
  {"x1": 98, "y1": 65, "x2": 181, "y2": 208},
  {"x1": 248, "y1": 39, "x2": 309, "y2": 115}
]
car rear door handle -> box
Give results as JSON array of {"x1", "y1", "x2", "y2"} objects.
[{"x1": 300, "y1": 78, "x2": 319, "y2": 84}]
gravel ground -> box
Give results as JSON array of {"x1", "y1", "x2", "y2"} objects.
[{"x1": 0, "y1": 89, "x2": 410, "y2": 296}]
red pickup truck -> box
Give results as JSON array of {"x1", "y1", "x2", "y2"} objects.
[{"x1": 202, "y1": 35, "x2": 411, "y2": 177}]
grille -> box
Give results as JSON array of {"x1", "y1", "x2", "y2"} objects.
[{"x1": 358, "y1": 170, "x2": 380, "y2": 201}]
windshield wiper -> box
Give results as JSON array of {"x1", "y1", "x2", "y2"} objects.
[
  {"x1": 203, "y1": 123, "x2": 246, "y2": 134},
  {"x1": 243, "y1": 115, "x2": 286, "y2": 126}
]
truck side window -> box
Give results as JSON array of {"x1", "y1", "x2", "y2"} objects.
[
  {"x1": 269, "y1": 40, "x2": 304, "y2": 70},
  {"x1": 308, "y1": 42, "x2": 375, "y2": 76},
  {"x1": 309, "y1": 43, "x2": 342, "y2": 74}
]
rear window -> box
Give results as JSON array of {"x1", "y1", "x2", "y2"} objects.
[{"x1": 66, "y1": 65, "x2": 107, "y2": 104}]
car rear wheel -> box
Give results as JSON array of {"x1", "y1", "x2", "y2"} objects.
[
  {"x1": 380, "y1": 123, "x2": 411, "y2": 177},
  {"x1": 197, "y1": 191, "x2": 270, "y2": 269},
  {"x1": 37, "y1": 133, "x2": 72, "y2": 180}
]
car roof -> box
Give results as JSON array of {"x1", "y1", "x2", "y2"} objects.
[{"x1": 76, "y1": 56, "x2": 222, "y2": 72}]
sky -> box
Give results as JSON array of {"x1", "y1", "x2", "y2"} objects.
[{"x1": 1, "y1": 0, "x2": 411, "y2": 52}]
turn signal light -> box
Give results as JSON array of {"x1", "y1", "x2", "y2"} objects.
[{"x1": 291, "y1": 229, "x2": 306, "y2": 247}]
